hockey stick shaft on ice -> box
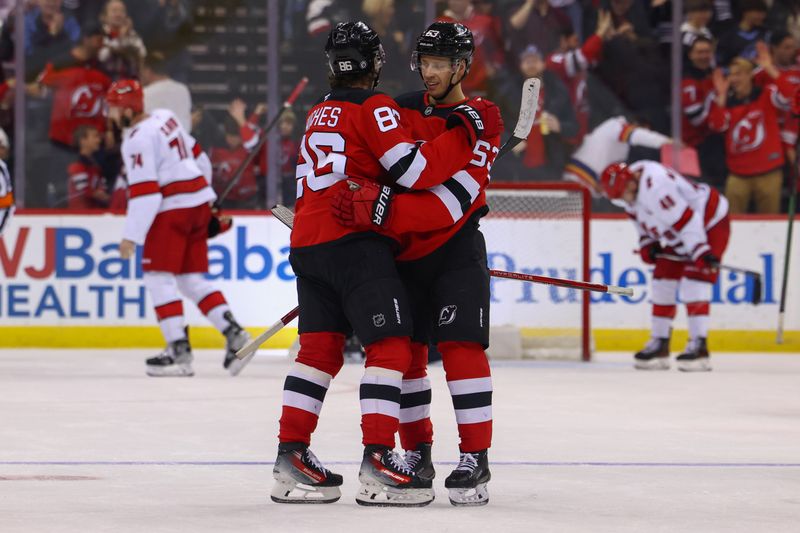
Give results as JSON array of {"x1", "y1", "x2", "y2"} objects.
[
  {"x1": 215, "y1": 77, "x2": 308, "y2": 208},
  {"x1": 776, "y1": 161, "x2": 797, "y2": 342}
]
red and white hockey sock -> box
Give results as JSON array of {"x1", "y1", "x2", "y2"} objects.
[
  {"x1": 144, "y1": 272, "x2": 186, "y2": 343},
  {"x1": 681, "y1": 278, "x2": 712, "y2": 339},
  {"x1": 398, "y1": 342, "x2": 433, "y2": 451},
  {"x1": 361, "y1": 336, "x2": 412, "y2": 448},
  {"x1": 651, "y1": 278, "x2": 679, "y2": 338},
  {"x1": 176, "y1": 273, "x2": 231, "y2": 332},
  {"x1": 278, "y1": 332, "x2": 344, "y2": 445},
  {"x1": 439, "y1": 341, "x2": 492, "y2": 453}
]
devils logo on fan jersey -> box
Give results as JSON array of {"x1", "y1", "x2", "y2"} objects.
[{"x1": 730, "y1": 110, "x2": 766, "y2": 154}]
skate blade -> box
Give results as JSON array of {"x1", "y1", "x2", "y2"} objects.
[
  {"x1": 448, "y1": 483, "x2": 489, "y2": 507},
  {"x1": 146, "y1": 364, "x2": 194, "y2": 377},
  {"x1": 355, "y1": 483, "x2": 434, "y2": 507},
  {"x1": 677, "y1": 358, "x2": 711, "y2": 372},
  {"x1": 634, "y1": 357, "x2": 670, "y2": 371},
  {"x1": 270, "y1": 480, "x2": 341, "y2": 504}
]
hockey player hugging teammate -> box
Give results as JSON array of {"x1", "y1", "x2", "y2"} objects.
[
  {"x1": 108, "y1": 80, "x2": 251, "y2": 377},
  {"x1": 271, "y1": 21, "x2": 501, "y2": 507},
  {"x1": 600, "y1": 160, "x2": 730, "y2": 372}
]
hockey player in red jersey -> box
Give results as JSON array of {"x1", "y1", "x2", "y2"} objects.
[
  {"x1": 271, "y1": 21, "x2": 501, "y2": 507},
  {"x1": 600, "y1": 160, "x2": 730, "y2": 372},
  {"x1": 108, "y1": 80, "x2": 252, "y2": 377},
  {"x1": 330, "y1": 22, "x2": 501, "y2": 506}
]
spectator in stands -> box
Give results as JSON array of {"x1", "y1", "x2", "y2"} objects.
[
  {"x1": 190, "y1": 104, "x2": 224, "y2": 152},
  {"x1": 437, "y1": 0, "x2": 505, "y2": 97},
  {"x1": 361, "y1": 0, "x2": 415, "y2": 96},
  {"x1": 682, "y1": 36, "x2": 727, "y2": 188},
  {"x1": 767, "y1": 0, "x2": 800, "y2": 39},
  {"x1": 98, "y1": 0, "x2": 147, "y2": 80},
  {"x1": 142, "y1": 51, "x2": 192, "y2": 132},
  {"x1": 767, "y1": 30, "x2": 800, "y2": 165},
  {"x1": 38, "y1": 25, "x2": 111, "y2": 206},
  {"x1": 511, "y1": 44, "x2": 578, "y2": 181},
  {"x1": 709, "y1": 48, "x2": 795, "y2": 213},
  {"x1": 716, "y1": 0, "x2": 768, "y2": 66},
  {"x1": 605, "y1": 0, "x2": 652, "y2": 40},
  {"x1": 278, "y1": 110, "x2": 300, "y2": 207},
  {"x1": 506, "y1": 0, "x2": 571, "y2": 64},
  {"x1": 125, "y1": 0, "x2": 193, "y2": 82},
  {"x1": 681, "y1": 0, "x2": 714, "y2": 53},
  {"x1": 547, "y1": 10, "x2": 614, "y2": 147},
  {"x1": 67, "y1": 124, "x2": 109, "y2": 209},
  {"x1": 209, "y1": 100, "x2": 261, "y2": 209},
  {"x1": 24, "y1": 0, "x2": 82, "y2": 80}
]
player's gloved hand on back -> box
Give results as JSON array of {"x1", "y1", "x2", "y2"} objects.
[
  {"x1": 446, "y1": 104, "x2": 484, "y2": 145},
  {"x1": 694, "y1": 251, "x2": 720, "y2": 270},
  {"x1": 330, "y1": 179, "x2": 394, "y2": 230},
  {"x1": 208, "y1": 207, "x2": 233, "y2": 238},
  {"x1": 469, "y1": 98, "x2": 504, "y2": 140},
  {"x1": 639, "y1": 241, "x2": 662, "y2": 264}
]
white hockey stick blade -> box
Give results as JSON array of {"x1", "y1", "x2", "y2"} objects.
[
  {"x1": 512, "y1": 77, "x2": 541, "y2": 140},
  {"x1": 271, "y1": 204, "x2": 295, "y2": 229},
  {"x1": 606, "y1": 285, "x2": 634, "y2": 297}
]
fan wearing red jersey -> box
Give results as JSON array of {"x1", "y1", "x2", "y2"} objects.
[
  {"x1": 272, "y1": 21, "x2": 500, "y2": 507},
  {"x1": 108, "y1": 80, "x2": 252, "y2": 378},
  {"x1": 330, "y1": 21, "x2": 502, "y2": 507},
  {"x1": 600, "y1": 160, "x2": 730, "y2": 372}
]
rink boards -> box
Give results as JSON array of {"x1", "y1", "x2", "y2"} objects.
[{"x1": 0, "y1": 212, "x2": 797, "y2": 351}]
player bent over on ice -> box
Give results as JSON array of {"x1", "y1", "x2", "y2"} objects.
[
  {"x1": 599, "y1": 160, "x2": 730, "y2": 372},
  {"x1": 271, "y1": 21, "x2": 501, "y2": 506},
  {"x1": 109, "y1": 80, "x2": 251, "y2": 377},
  {"x1": 331, "y1": 22, "x2": 501, "y2": 506}
]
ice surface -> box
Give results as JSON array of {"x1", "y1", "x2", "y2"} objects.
[{"x1": 1, "y1": 349, "x2": 799, "y2": 533}]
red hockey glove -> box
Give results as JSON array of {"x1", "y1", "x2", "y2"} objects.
[
  {"x1": 446, "y1": 103, "x2": 485, "y2": 145},
  {"x1": 639, "y1": 242, "x2": 662, "y2": 265},
  {"x1": 330, "y1": 180, "x2": 394, "y2": 230},
  {"x1": 208, "y1": 207, "x2": 233, "y2": 238},
  {"x1": 694, "y1": 251, "x2": 720, "y2": 271},
  {"x1": 469, "y1": 98, "x2": 504, "y2": 140}
]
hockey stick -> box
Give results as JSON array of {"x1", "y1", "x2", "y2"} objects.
[
  {"x1": 234, "y1": 306, "x2": 300, "y2": 360},
  {"x1": 776, "y1": 161, "x2": 797, "y2": 343},
  {"x1": 496, "y1": 77, "x2": 541, "y2": 159},
  {"x1": 649, "y1": 251, "x2": 762, "y2": 305},
  {"x1": 489, "y1": 269, "x2": 633, "y2": 296},
  {"x1": 214, "y1": 77, "x2": 309, "y2": 208}
]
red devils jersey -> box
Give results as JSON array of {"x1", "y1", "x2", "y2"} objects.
[
  {"x1": 708, "y1": 74, "x2": 794, "y2": 176},
  {"x1": 681, "y1": 72, "x2": 715, "y2": 147},
  {"x1": 67, "y1": 156, "x2": 108, "y2": 209},
  {"x1": 392, "y1": 91, "x2": 500, "y2": 261},
  {"x1": 546, "y1": 35, "x2": 603, "y2": 144},
  {"x1": 210, "y1": 146, "x2": 258, "y2": 202},
  {"x1": 39, "y1": 64, "x2": 111, "y2": 146},
  {"x1": 754, "y1": 66, "x2": 800, "y2": 149},
  {"x1": 291, "y1": 88, "x2": 475, "y2": 249}
]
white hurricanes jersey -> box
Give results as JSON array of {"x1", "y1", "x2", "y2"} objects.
[
  {"x1": 0, "y1": 159, "x2": 13, "y2": 235},
  {"x1": 626, "y1": 160, "x2": 728, "y2": 261},
  {"x1": 121, "y1": 109, "x2": 216, "y2": 244},
  {"x1": 564, "y1": 116, "x2": 671, "y2": 190}
]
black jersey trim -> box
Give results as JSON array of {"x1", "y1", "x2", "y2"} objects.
[
  {"x1": 360, "y1": 383, "x2": 401, "y2": 402},
  {"x1": 321, "y1": 87, "x2": 385, "y2": 106},
  {"x1": 442, "y1": 177, "x2": 473, "y2": 215},
  {"x1": 399, "y1": 389, "x2": 432, "y2": 409},
  {"x1": 284, "y1": 376, "x2": 329, "y2": 402},
  {"x1": 452, "y1": 391, "x2": 493, "y2": 410}
]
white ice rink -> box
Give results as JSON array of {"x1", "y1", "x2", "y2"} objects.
[{"x1": 1, "y1": 349, "x2": 799, "y2": 533}]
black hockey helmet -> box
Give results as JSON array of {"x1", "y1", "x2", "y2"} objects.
[
  {"x1": 411, "y1": 21, "x2": 474, "y2": 73},
  {"x1": 325, "y1": 21, "x2": 386, "y2": 79}
]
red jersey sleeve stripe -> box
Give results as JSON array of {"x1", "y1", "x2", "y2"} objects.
[
  {"x1": 161, "y1": 176, "x2": 208, "y2": 197},
  {"x1": 672, "y1": 207, "x2": 694, "y2": 231},
  {"x1": 129, "y1": 181, "x2": 161, "y2": 199}
]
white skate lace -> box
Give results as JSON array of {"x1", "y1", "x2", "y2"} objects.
[
  {"x1": 387, "y1": 451, "x2": 413, "y2": 476},
  {"x1": 454, "y1": 453, "x2": 479, "y2": 473},
  {"x1": 304, "y1": 449, "x2": 329, "y2": 474},
  {"x1": 403, "y1": 450, "x2": 422, "y2": 470}
]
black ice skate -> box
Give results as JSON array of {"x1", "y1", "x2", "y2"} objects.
[
  {"x1": 271, "y1": 442, "x2": 343, "y2": 504},
  {"x1": 146, "y1": 339, "x2": 194, "y2": 377},
  {"x1": 445, "y1": 450, "x2": 491, "y2": 507},
  {"x1": 356, "y1": 445, "x2": 434, "y2": 507},
  {"x1": 676, "y1": 337, "x2": 711, "y2": 372},
  {"x1": 403, "y1": 442, "x2": 436, "y2": 482},
  {"x1": 634, "y1": 336, "x2": 671, "y2": 370},
  {"x1": 222, "y1": 311, "x2": 252, "y2": 376}
]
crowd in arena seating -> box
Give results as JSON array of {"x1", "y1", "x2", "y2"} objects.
[{"x1": 0, "y1": 0, "x2": 797, "y2": 213}]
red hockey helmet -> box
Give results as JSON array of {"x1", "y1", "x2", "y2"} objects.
[
  {"x1": 599, "y1": 162, "x2": 635, "y2": 199},
  {"x1": 106, "y1": 79, "x2": 144, "y2": 113}
]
